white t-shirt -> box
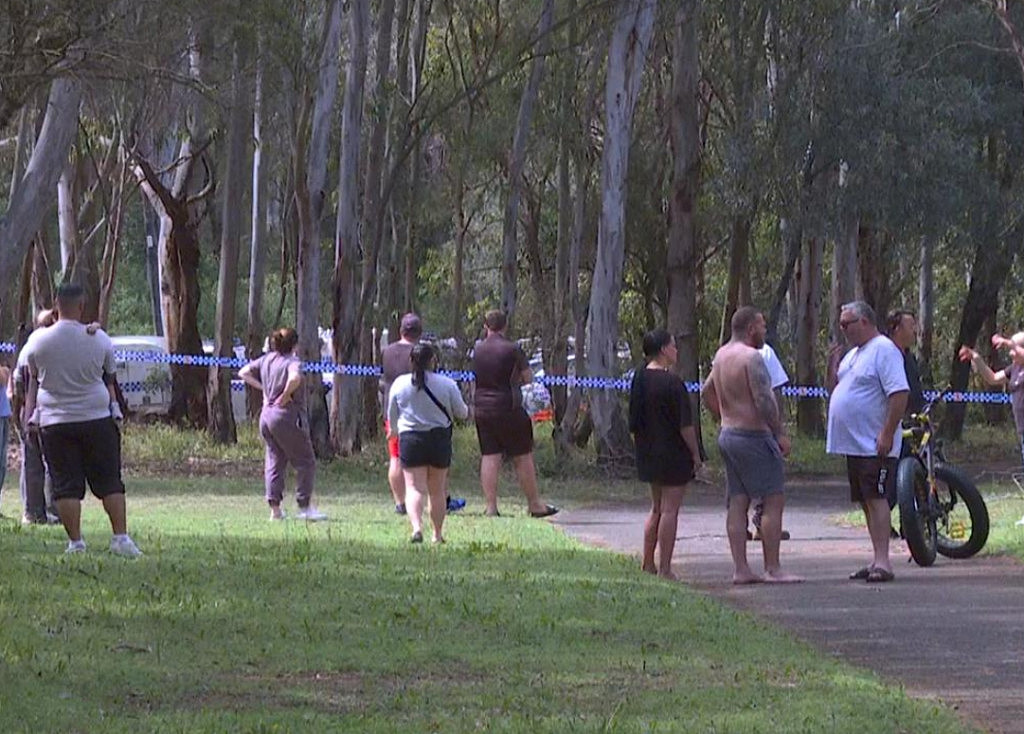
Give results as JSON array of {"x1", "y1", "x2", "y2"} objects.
[
  {"x1": 826, "y1": 335, "x2": 909, "y2": 457},
  {"x1": 759, "y1": 344, "x2": 790, "y2": 389},
  {"x1": 24, "y1": 321, "x2": 116, "y2": 428},
  {"x1": 388, "y1": 371, "x2": 469, "y2": 434}
]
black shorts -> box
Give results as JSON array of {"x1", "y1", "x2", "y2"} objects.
[
  {"x1": 475, "y1": 409, "x2": 533, "y2": 457},
  {"x1": 399, "y1": 426, "x2": 453, "y2": 469},
  {"x1": 40, "y1": 418, "x2": 125, "y2": 501},
  {"x1": 846, "y1": 456, "x2": 897, "y2": 506}
]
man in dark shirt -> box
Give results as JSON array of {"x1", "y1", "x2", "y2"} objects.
[
  {"x1": 379, "y1": 313, "x2": 465, "y2": 515},
  {"x1": 887, "y1": 310, "x2": 925, "y2": 417},
  {"x1": 471, "y1": 310, "x2": 558, "y2": 518}
]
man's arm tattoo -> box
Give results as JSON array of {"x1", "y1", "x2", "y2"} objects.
[{"x1": 749, "y1": 358, "x2": 783, "y2": 436}]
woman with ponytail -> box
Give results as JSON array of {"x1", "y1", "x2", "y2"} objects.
[
  {"x1": 387, "y1": 343, "x2": 468, "y2": 543},
  {"x1": 239, "y1": 327, "x2": 326, "y2": 521}
]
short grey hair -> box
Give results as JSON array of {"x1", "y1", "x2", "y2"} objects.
[{"x1": 841, "y1": 300, "x2": 877, "y2": 326}]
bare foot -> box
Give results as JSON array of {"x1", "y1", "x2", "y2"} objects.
[
  {"x1": 732, "y1": 572, "x2": 764, "y2": 585},
  {"x1": 641, "y1": 564, "x2": 657, "y2": 575},
  {"x1": 764, "y1": 571, "x2": 803, "y2": 584},
  {"x1": 657, "y1": 570, "x2": 679, "y2": 582}
]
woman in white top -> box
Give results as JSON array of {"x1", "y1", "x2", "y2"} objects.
[{"x1": 387, "y1": 343, "x2": 469, "y2": 543}]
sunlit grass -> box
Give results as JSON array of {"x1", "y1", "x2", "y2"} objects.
[{"x1": 0, "y1": 472, "x2": 974, "y2": 733}]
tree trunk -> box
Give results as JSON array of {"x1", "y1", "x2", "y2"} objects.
[
  {"x1": 0, "y1": 78, "x2": 82, "y2": 316},
  {"x1": 719, "y1": 214, "x2": 752, "y2": 344},
  {"x1": 356, "y1": 0, "x2": 398, "y2": 441},
  {"x1": 667, "y1": 0, "x2": 702, "y2": 453},
  {"x1": 331, "y1": 0, "x2": 370, "y2": 456},
  {"x1": 831, "y1": 215, "x2": 858, "y2": 344},
  {"x1": 31, "y1": 230, "x2": 54, "y2": 312},
  {"x1": 246, "y1": 40, "x2": 267, "y2": 419},
  {"x1": 918, "y1": 235, "x2": 934, "y2": 385},
  {"x1": 500, "y1": 0, "x2": 555, "y2": 324},
  {"x1": 944, "y1": 237, "x2": 1015, "y2": 439},
  {"x1": 856, "y1": 222, "x2": 893, "y2": 316},
  {"x1": 208, "y1": 39, "x2": 251, "y2": 444},
  {"x1": 295, "y1": 0, "x2": 344, "y2": 458},
  {"x1": 586, "y1": 0, "x2": 657, "y2": 468},
  {"x1": 795, "y1": 237, "x2": 824, "y2": 436},
  {"x1": 97, "y1": 151, "x2": 128, "y2": 327}
]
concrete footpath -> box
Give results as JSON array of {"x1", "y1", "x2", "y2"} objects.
[{"x1": 554, "y1": 477, "x2": 1024, "y2": 734}]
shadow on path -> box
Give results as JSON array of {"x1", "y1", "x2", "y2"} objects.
[{"x1": 555, "y1": 478, "x2": 1024, "y2": 734}]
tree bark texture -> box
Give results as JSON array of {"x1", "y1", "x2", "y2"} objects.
[
  {"x1": 246, "y1": 39, "x2": 268, "y2": 419},
  {"x1": 586, "y1": 0, "x2": 657, "y2": 467},
  {"x1": 667, "y1": 0, "x2": 702, "y2": 450},
  {"x1": 499, "y1": 0, "x2": 555, "y2": 324},
  {"x1": 295, "y1": 0, "x2": 344, "y2": 458},
  {"x1": 795, "y1": 237, "x2": 824, "y2": 436},
  {"x1": 0, "y1": 78, "x2": 82, "y2": 317},
  {"x1": 331, "y1": 0, "x2": 370, "y2": 456},
  {"x1": 208, "y1": 39, "x2": 251, "y2": 444}
]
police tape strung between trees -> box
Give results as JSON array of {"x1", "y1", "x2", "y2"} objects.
[{"x1": 0, "y1": 341, "x2": 1011, "y2": 403}]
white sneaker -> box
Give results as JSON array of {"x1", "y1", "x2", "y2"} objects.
[
  {"x1": 1015, "y1": 515, "x2": 1024, "y2": 527},
  {"x1": 65, "y1": 539, "x2": 87, "y2": 554},
  {"x1": 109, "y1": 535, "x2": 143, "y2": 557},
  {"x1": 295, "y1": 507, "x2": 328, "y2": 522}
]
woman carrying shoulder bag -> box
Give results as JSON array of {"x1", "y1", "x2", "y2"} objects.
[{"x1": 387, "y1": 343, "x2": 469, "y2": 543}]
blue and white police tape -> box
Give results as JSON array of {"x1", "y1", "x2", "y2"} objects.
[{"x1": 1, "y1": 340, "x2": 1013, "y2": 403}]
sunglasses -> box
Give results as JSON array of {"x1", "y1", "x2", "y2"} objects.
[{"x1": 839, "y1": 318, "x2": 861, "y2": 329}]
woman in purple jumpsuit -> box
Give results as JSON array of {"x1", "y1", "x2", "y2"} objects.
[{"x1": 239, "y1": 328, "x2": 326, "y2": 521}]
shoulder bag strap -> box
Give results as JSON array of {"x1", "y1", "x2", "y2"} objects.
[{"x1": 422, "y1": 378, "x2": 453, "y2": 426}]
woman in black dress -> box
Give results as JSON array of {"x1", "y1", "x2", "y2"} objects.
[{"x1": 628, "y1": 329, "x2": 703, "y2": 580}]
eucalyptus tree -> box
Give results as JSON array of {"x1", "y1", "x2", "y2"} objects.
[{"x1": 586, "y1": 0, "x2": 657, "y2": 465}]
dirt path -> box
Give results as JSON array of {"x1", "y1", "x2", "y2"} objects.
[{"x1": 554, "y1": 477, "x2": 1024, "y2": 734}]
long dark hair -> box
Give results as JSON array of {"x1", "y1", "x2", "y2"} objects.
[
  {"x1": 410, "y1": 343, "x2": 435, "y2": 389},
  {"x1": 642, "y1": 328, "x2": 673, "y2": 359}
]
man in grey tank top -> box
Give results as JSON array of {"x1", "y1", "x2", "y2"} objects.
[{"x1": 23, "y1": 283, "x2": 142, "y2": 557}]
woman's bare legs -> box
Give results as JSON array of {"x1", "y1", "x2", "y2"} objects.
[
  {"x1": 427, "y1": 466, "x2": 449, "y2": 543},
  {"x1": 643, "y1": 483, "x2": 685, "y2": 580},
  {"x1": 403, "y1": 466, "x2": 429, "y2": 539}
]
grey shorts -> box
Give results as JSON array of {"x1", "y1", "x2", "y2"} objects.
[{"x1": 717, "y1": 428, "x2": 784, "y2": 502}]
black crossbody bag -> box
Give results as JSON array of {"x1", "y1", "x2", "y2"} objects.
[{"x1": 422, "y1": 379, "x2": 454, "y2": 439}]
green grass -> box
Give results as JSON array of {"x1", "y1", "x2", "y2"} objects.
[
  {"x1": 0, "y1": 429, "x2": 975, "y2": 733},
  {"x1": 830, "y1": 477, "x2": 1024, "y2": 565}
]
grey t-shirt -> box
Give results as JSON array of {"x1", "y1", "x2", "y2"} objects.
[
  {"x1": 248, "y1": 352, "x2": 303, "y2": 409},
  {"x1": 24, "y1": 321, "x2": 115, "y2": 427}
]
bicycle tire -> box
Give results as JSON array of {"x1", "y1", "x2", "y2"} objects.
[
  {"x1": 897, "y1": 457, "x2": 937, "y2": 567},
  {"x1": 934, "y1": 463, "x2": 989, "y2": 559}
]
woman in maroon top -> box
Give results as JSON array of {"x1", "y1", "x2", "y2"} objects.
[{"x1": 239, "y1": 328, "x2": 326, "y2": 522}]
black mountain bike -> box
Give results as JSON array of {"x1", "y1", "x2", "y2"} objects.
[{"x1": 896, "y1": 391, "x2": 990, "y2": 567}]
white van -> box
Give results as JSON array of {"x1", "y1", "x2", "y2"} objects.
[{"x1": 110, "y1": 335, "x2": 248, "y2": 422}]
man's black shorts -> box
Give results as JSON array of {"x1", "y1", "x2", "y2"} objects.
[
  {"x1": 475, "y1": 409, "x2": 533, "y2": 457},
  {"x1": 40, "y1": 418, "x2": 125, "y2": 501},
  {"x1": 845, "y1": 455, "x2": 897, "y2": 506}
]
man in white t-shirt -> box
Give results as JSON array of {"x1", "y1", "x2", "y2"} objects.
[
  {"x1": 750, "y1": 343, "x2": 790, "y2": 541},
  {"x1": 23, "y1": 283, "x2": 142, "y2": 557},
  {"x1": 826, "y1": 301, "x2": 908, "y2": 583}
]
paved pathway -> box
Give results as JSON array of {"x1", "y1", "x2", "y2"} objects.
[{"x1": 554, "y1": 477, "x2": 1024, "y2": 734}]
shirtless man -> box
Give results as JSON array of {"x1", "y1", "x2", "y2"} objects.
[{"x1": 702, "y1": 306, "x2": 801, "y2": 584}]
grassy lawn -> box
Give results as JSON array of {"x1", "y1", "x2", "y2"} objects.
[{"x1": 0, "y1": 423, "x2": 978, "y2": 732}]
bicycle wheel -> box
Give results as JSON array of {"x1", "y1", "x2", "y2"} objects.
[
  {"x1": 897, "y1": 457, "x2": 937, "y2": 567},
  {"x1": 934, "y1": 463, "x2": 989, "y2": 559}
]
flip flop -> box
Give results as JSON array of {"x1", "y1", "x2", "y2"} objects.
[
  {"x1": 529, "y1": 504, "x2": 560, "y2": 518},
  {"x1": 849, "y1": 566, "x2": 873, "y2": 580},
  {"x1": 865, "y1": 568, "x2": 895, "y2": 583}
]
